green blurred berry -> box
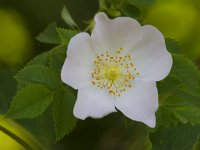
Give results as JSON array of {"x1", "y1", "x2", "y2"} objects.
[
  {"x1": 143, "y1": 0, "x2": 198, "y2": 41},
  {"x1": 0, "y1": 9, "x2": 32, "y2": 66}
]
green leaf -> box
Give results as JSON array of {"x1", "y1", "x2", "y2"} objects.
[
  {"x1": 27, "y1": 45, "x2": 66, "y2": 71},
  {"x1": 150, "y1": 124, "x2": 200, "y2": 150},
  {"x1": 194, "y1": 137, "x2": 200, "y2": 150},
  {"x1": 174, "y1": 105, "x2": 200, "y2": 125},
  {"x1": 19, "y1": 106, "x2": 56, "y2": 145},
  {"x1": 108, "y1": 0, "x2": 121, "y2": 5},
  {"x1": 36, "y1": 22, "x2": 60, "y2": 44},
  {"x1": 128, "y1": 0, "x2": 155, "y2": 6},
  {"x1": 7, "y1": 84, "x2": 53, "y2": 119},
  {"x1": 157, "y1": 76, "x2": 183, "y2": 101},
  {"x1": 99, "y1": 0, "x2": 109, "y2": 10},
  {"x1": 156, "y1": 78, "x2": 182, "y2": 126},
  {"x1": 127, "y1": 125, "x2": 152, "y2": 150},
  {"x1": 53, "y1": 88, "x2": 77, "y2": 140},
  {"x1": 48, "y1": 45, "x2": 66, "y2": 71},
  {"x1": 156, "y1": 107, "x2": 179, "y2": 127},
  {"x1": 15, "y1": 65, "x2": 62, "y2": 89},
  {"x1": 61, "y1": 6, "x2": 77, "y2": 28},
  {"x1": 56, "y1": 28, "x2": 77, "y2": 44},
  {"x1": 120, "y1": 4, "x2": 141, "y2": 20},
  {"x1": 27, "y1": 51, "x2": 50, "y2": 66},
  {"x1": 156, "y1": 55, "x2": 200, "y2": 125},
  {"x1": 170, "y1": 54, "x2": 200, "y2": 96},
  {"x1": 0, "y1": 66, "x2": 17, "y2": 114},
  {"x1": 165, "y1": 38, "x2": 182, "y2": 54},
  {"x1": 106, "y1": 8, "x2": 121, "y2": 17},
  {"x1": 163, "y1": 93, "x2": 200, "y2": 125},
  {"x1": 27, "y1": 44, "x2": 67, "y2": 72}
]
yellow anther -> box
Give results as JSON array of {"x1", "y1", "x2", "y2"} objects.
[
  {"x1": 130, "y1": 63, "x2": 134, "y2": 67},
  {"x1": 91, "y1": 48, "x2": 138, "y2": 96}
]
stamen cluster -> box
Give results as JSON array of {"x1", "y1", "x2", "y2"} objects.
[{"x1": 91, "y1": 48, "x2": 140, "y2": 96}]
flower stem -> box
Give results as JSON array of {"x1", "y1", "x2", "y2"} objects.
[
  {"x1": 0, "y1": 115, "x2": 46, "y2": 150},
  {"x1": 0, "y1": 124, "x2": 33, "y2": 150}
]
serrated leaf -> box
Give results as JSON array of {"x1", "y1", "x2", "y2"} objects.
[
  {"x1": 61, "y1": 6, "x2": 77, "y2": 28},
  {"x1": 156, "y1": 107, "x2": 179, "y2": 127},
  {"x1": 163, "y1": 93, "x2": 200, "y2": 125},
  {"x1": 7, "y1": 85, "x2": 53, "y2": 119},
  {"x1": 174, "y1": 105, "x2": 200, "y2": 124},
  {"x1": 56, "y1": 28, "x2": 77, "y2": 44},
  {"x1": 170, "y1": 54, "x2": 200, "y2": 96},
  {"x1": 15, "y1": 65, "x2": 62, "y2": 89},
  {"x1": 156, "y1": 55, "x2": 200, "y2": 125},
  {"x1": 15, "y1": 65, "x2": 61, "y2": 88},
  {"x1": 53, "y1": 88, "x2": 77, "y2": 140},
  {"x1": 48, "y1": 45, "x2": 66, "y2": 71},
  {"x1": 157, "y1": 76, "x2": 183, "y2": 101},
  {"x1": 150, "y1": 124, "x2": 200, "y2": 150},
  {"x1": 36, "y1": 22, "x2": 60, "y2": 44},
  {"x1": 19, "y1": 106, "x2": 56, "y2": 145},
  {"x1": 27, "y1": 51, "x2": 50, "y2": 66},
  {"x1": 27, "y1": 45, "x2": 67, "y2": 72},
  {"x1": 27, "y1": 45, "x2": 66, "y2": 71},
  {"x1": 165, "y1": 38, "x2": 181, "y2": 54}
]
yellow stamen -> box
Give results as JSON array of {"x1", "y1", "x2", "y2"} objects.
[{"x1": 91, "y1": 48, "x2": 139, "y2": 96}]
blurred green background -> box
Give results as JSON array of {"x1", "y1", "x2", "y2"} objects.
[{"x1": 0, "y1": 0, "x2": 200, "y2": 149}]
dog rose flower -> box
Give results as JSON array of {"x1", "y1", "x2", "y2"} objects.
[{"x1": 61, "y1": 12, "x2": 172, "y2": 128}]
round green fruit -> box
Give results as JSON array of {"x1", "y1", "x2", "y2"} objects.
[
  {"x1": 0, "y1": 9, "x2": 32, "y2": 66},
  {"x1": 143, "y1": 0, "x2": 198, "y2": 41}
]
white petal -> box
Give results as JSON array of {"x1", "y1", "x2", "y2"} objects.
[
  {"x1": 66, "y1": 32, "x2": 98, "y2": 66},
  {"x1": 61, "y1": 33, "x2": 98, "y2": 89},
  {"x1": 61, "y1": 58, "x2": 92, "y2": 89},
  {"x1": 73, "y1": 85, "x2": 116, "y2": 119},
  {"x1": 91, "y1": 12, "x2": 142, "y2": 53},
  {"x1": 130, "y1": 25, "x2": 173, "y2": 81},
  {"x1": 115, "y1": 80, "x2": 158, "y2": 128}
]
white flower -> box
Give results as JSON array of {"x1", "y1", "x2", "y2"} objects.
[{"x1": 61, "y1": 12, "x2": 172, "y2": 128}]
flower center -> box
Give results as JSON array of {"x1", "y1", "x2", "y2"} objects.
[
  {"x1": 91, "y1": 48, "x2": 139, "y2": 97},
  {"x1": 105, "y1": 66, "x2": 120, "y2": 81}
]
